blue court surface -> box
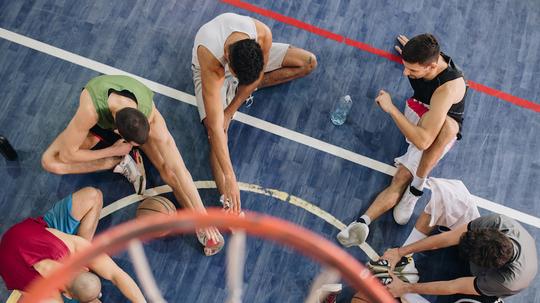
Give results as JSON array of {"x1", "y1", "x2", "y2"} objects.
[{"x1": 0, "y1": 1, "x2": 539, "y2": 302}]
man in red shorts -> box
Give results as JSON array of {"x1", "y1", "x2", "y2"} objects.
[{"x1": 0, "y1": 187, "x2": 146, "y2": 302}]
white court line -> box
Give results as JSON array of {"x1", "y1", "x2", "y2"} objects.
[{"x1": 1, "y1": 27, "x2": 539, "y2": 229}]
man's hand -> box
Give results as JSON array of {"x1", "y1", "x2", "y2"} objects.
[
  {"x1": 381, "y1": 247, "x2": 403, "y2": 270},
  {"x1": 223, "y1": 174, "x2": 241, "y2": 214},
  {"x1": 375, "y1": 90, "x2": 396, "y2": 113},
  {"x1": 386, "y1": 272, "x2": 410, "y2": 298},
  {"x1": 394, "y1": 35, "x2": 409, "y2": 55},
  {"x1": 111, "y1": 139, "x2": 132, "y2": 156}
]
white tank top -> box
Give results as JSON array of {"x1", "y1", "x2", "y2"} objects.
[{"x1": 192, "y1": 13, "x2": 257, "y2": 67}]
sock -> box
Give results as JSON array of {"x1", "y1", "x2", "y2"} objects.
[
  {"x1": 356, "y1": 214, "x2": 371, "y2": 226},
  {"x1": 402, "y1": 227, "x2": 427, "y2": 247},
  {"x1": 411, "y1": 175, "x2": 426, "y2": 191}
]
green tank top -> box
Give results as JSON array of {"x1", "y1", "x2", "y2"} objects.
[{"x1": 85, "y1": 75, "x2": 154, "y2": 130}]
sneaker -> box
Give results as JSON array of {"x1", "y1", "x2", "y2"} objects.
[
  {"x1": 317, "y1": 284, "x2": 342, "y2": 303},
  {"x1": 336, "y1": 222, "x2": 369, "y2": 247},
  {"x1": 373, "y1": 272, "x2": 419, "y2": 284},
  {"x1": 394, "y1": 256, "x2": 418, "y2": 275},
  {"x1": 113, "y1": 153, "x2": 146, "y2": 195},
  {"x1": 196, "y1": 229, "x2": 225, "y2": 256},
  {"x1": 367, "y1": 259, "x2": 390, "y2": 274},
  {"x1": 393, "y1": 187, "x2": 422, "y2": 225}
]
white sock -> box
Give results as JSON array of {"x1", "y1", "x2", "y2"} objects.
[
  {"x1": 403, "y1": 227, "x2": 427, "y2": 247},
  {"x1": 358, "y1": 215, "x2": 371, "y2": 225},
  {"x1": 411, "y1": 175, "x2": 426, "y2": 191}
]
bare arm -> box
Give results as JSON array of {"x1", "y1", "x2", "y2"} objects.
[
  {"x1": 223, "y1": 20, "x2": 272, "y2": 123},
  {"x1": 376, "y1": 79, "x2": 465, "y2": 150},
  {"x1": 88, "y1": 252, "x2": 146, "y2": 302},
  {"x1": 381, "y1": 223, "x2": 468, "y2": 269},
  {"x1": 198, "y1": 46, "x2": 241, "y2": 213},
  {"x1": 57, "y1": 90, "x2": 131, "y2": 162},
  {"x1": 388, "y1": 275, "x2": 479, "y2": 298}
]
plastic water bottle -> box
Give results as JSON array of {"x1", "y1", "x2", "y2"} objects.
[{"x1": 330, "y1": 95, "x2": 352, "y2": 125}]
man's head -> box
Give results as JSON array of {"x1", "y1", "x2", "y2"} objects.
[
  {"x1": 115, "y1": 108, "x2": 150, "y2": 145},
  {"x1": 401, "y1": 33, "x2": 440, "y2": 79},
  {"x1": 227, "y1": 39, "x2": 264, "y2": 85},
  {"x1": 66, "y1": 271, "x2": 102, "y2": 302},
  {"x1": 459, "y1": 228, "x2": 514, "y2": 269}
]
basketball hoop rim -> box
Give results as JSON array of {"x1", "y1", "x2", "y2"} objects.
[{"x1": 22, "y1": 209, "x2": 396, "y2": 303}]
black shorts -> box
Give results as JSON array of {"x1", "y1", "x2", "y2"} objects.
[
  {"x1": 414, "y1": 243, "x2": 501, "y2": 303},
  {"x1": 89, "y1": 125, "x2": 121, "y2": 148}
]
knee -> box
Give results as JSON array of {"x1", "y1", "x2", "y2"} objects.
[
  {"x1": 302, "y1": 52, "x2": 318, "y2": 75},
  {"x1": 391, "y1": 166, "x2": 413, "y2": 187},
  {"x1": 439, "y1": 117, "x2": 459, "y2": 141},
  {"x1": 82, "y1": 187, "x2": 103, "y2": 209},
  {"x1": 41, "y1": 153, "x2": 66, "y2": 175}
]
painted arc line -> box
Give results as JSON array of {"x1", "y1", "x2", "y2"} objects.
[
  {"x1": 220, "y1": 0, "x2": 540, "y2": 113},
  {"x1": 100, "y1": 181, "x2": 380, "y2": 260},
  {"x1": 0, "y1": 27, "x2": 539, "y2": 229}
]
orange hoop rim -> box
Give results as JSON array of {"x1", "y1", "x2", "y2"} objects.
[{"x1": 23, "y1": 209, "x2": 396, "y2": 303}]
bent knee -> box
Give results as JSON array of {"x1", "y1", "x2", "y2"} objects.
[
  {"x1": 78, "y1": 187, "x2": 103, "y2": 208},
  {"x1": 391, "y1": 166, "x2": 413, "y2": 186},
  {"x1": 440, "y1": 116, "x2": 459, "y2": 139},
  {"x1": 302, "y1": 52, "x2": 317, "y2": 75}
]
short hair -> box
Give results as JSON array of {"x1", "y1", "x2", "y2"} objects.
[
  {"x1": 116, "y1": 107, "x2": 150, "y2": 145},
  {"x1": 402, "y1": 33, "x2": 440, "y2": 65},
  {"x1": 458, "y1": 228, "x2": 514, "y2": 268},
  {"x1": 228, "y1": 39, "x2": 264, "y2": 85},
  {"x1": 68, "y1": 271, "x2": 102, "y2": 302}
]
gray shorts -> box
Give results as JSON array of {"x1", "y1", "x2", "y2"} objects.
[{"x1": 192, "y1": 42, "x2": 290, "y2": 121}]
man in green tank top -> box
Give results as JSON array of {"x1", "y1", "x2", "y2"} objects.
[{"x1": 42, "y1": 74, "x2": 224, "y2": 256}]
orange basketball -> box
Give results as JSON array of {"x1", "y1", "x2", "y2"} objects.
[{"x1": 136, "y1": 196, "x2": 177, "y2": 218}]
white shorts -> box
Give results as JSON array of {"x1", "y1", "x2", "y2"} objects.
[
  {"x1": 192, "y1": 42, "x2": 290, "y2": 121},
  {"x1": 394, "y1": 99, "x2": 456, "y2": 177},
  {"x1": 424, "y1": 177, "x2": 480, "y2": 229}
]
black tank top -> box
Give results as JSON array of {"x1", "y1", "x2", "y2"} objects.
[{"x1": 409, "y1": 53, "x2": 467, "y2": 125}]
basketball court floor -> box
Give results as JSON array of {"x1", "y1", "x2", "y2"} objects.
[{"x1": 0, "y1": 0, "x2": 539, "y2": 302}]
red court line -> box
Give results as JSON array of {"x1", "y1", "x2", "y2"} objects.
[{"x1": 221, "y1": 0, "x2": 540, "y2": 113}]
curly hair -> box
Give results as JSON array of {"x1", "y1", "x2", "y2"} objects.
[
  {"x1": 228, "y1": 39, "x2": 264, "y2": 85},
  {"x1": 458, "y1": 228, "x2": 514, "y2": 268},
  {"x1": 402, "y1": 33, "x2": 440, "y2": 65}
]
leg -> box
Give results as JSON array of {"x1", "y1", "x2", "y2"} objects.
[
  {"x1": 337, "y1": 166, "x2": 412, "y2": 246},
  {"x1": 415, "y1": 116, "x2": 459, "y2": 178},
  {"x1": 41, "y1": 135, "x2": 121, "y2": 174},
  {"x1": 414, "y1": 212, "x2": 434, "y2": 235},
  {"x1": 364, "y1": 165, "x2": 412, "y2": 221},
  {"x1": 70, "y1": 187, "x2": 103, "y2": 240},
  {"x1": 259, "y1": 46, "x2": 317, "y2": 88}
]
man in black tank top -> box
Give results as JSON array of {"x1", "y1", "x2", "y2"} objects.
[{"x1": 337, "y1": 34, "x2": 468, "y2": 249}]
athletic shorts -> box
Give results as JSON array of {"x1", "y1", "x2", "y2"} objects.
[
  {"x1": 89, "y1": 124, "x2": 121, "y2": 146},
  {"x1": 394, "y1": 98, "x2": 457, "y2": 177},
  {"x1": 414, "y1": 239, "x2": 501, "y2": 303},
  {"x1": 192, "y1": 42, "x2": 290, "y2": 121},
  {"x1": 43, "y1": 194, "x2": 80, "y2": 235}
]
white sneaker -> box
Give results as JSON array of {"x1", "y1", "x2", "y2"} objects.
[
  {"x1": 317, "y1": 283, "x2": 342, "y2": 303},
  {"x1": 113, "y1": 153, "x2": 146, "y2": 195},
  {"x1": 393, "y1": 188, "x2": 421, "y2": 225},
  {"x1": 336, "y1": 222, "x2": 369, "y2": 247}
]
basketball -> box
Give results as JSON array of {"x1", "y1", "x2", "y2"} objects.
[{"x1": 136, "y1": 196, "x2": 177, "y2": 218}]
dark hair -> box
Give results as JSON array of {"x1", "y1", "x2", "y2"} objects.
[
  {"x1": 228, "y1": 39, "x2": 264, "y2": 85},
  {"x1": 458, "y1": 228, "x2": 514, "y2": 268},
  {"x1": 68, "y1": 272, "x2": 101, "y2": 302},
  {"x1": 402, "y1": 33, "x2": 440, "y2": 65},
  {"x1": 115, "y1": 108, "x2": 150, "y2": 145}
]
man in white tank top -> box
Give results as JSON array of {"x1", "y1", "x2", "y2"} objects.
[{"x1": 192, "y1": 13, "x2": 317, "y2": 214}]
